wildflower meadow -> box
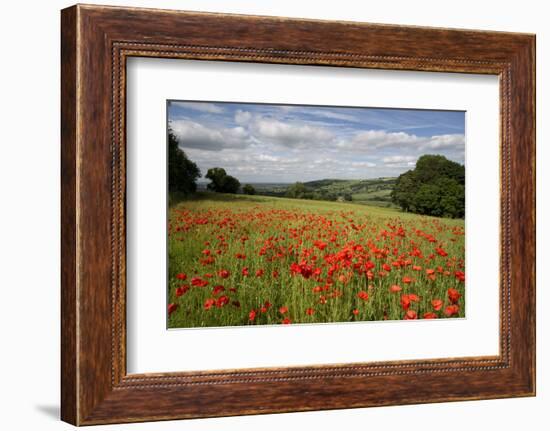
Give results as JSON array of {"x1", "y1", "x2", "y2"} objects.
[{"x1": 167, "y1": 193, "x2": 465, "y2": 328}]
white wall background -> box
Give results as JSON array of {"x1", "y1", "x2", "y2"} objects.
[{"x1": 0, "y1": 0, "x2": 545, "y2": 430}]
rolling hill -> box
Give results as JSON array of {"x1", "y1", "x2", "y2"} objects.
[{"x1": 245, "y1": 177, "x2": 398, "y2": 208}]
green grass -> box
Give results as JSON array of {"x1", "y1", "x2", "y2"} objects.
[
  {"x1": 168, "y1": 192, "x2": 465, "y2": 328},
  {"x1": 244, "y1": 177, "x2": 398, "y2": 207}
]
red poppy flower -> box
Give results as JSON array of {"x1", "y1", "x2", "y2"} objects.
[
  {"x1": 176, "y1": 273, "x2": 187, "y2": 280},
  {"x1": 212, "y1": 285, "x2": 225, "y2": 296},
  {"x1": 168, "y1": 303, "x2": 178, "y2": 315},
  {"x1": 448, "y1": 288, "x2": 461, "y2": 304},
  {"x1": 431, "y1": 299, "x2": 443, "y2": 311},
  {"x1": 279, "y1": 306, "x2": 288, "y2": 314},
  {"x1": 423, "y1": 312, "x2": 438, "y2": 319},
  {"x1": 390, "y1": 284, "x2": 402, "y2": 293},
  {"x1": 290, "y1": 261, "x2": 314, "y2": 279},
  {"x1": 282, "y1": 318, "x2": 292, "y2": 324},
  {"x1": 364, "y1": 261, "x2": 375, "y2": 271},
  {"x1": 382, "y1": 263, "x2": 392, "y2": 272},
  {"x1": 216, "y1": 295, "x2": 230, "y2": 308},
  {"x1": 400, "y1": 294, "x2": 411, "y2": 310},
  {"x1": 436, "y1": 247, "x2": 448, "y2": 257},
  {"x1": 175, "y1": 285, "x2": 189, "y2": 297},
  {"x1": 314, "y1": 240, "x2": 327, "y2": 250},
  {"x1": 306, "y1": 307, "x2": 315, "y2": 316},
  {"x1": 241, "y1": 267, "x2": 249, "y2": 276},
  {"x1": 357, "y1": 291, "x2": 369, "y2": 301},
  {"x1": 191, "y1": 277, "x2": 208, "y2": 287},
  {"x1": 218, "y1": 269, "x2": 230, "y2": 279},
  {"x1": 352, "y1": 309, "x2": 359, "y2": 315},
  {"x1": 403, "y1": 276, "x2": 413, "y2": 284},
  {"x1": 404, "y1": 310, "x2": 418, "y2": 320},
  {"x1": 248, "y1": 310, "x2": 257, "y2": 321},
  {"x1": 408, "y1": 293, "x2": 420, "y2": 302},
  {"x1": 255, "y1": 269, "x2": 264, "y2": 277},
  {"x1": 444, "y1": 304, "x2": 460, "y2": 317},
  {"x1": 455, "y1": 271, "x2": 466, "y2": 282},
  {"x1": 203, "y1": 298, "x2": 215, "y2": 310}
]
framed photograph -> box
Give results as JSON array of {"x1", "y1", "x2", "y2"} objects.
[{"x1": 61, "y1": 4, "x2": 535, "y2": 425}]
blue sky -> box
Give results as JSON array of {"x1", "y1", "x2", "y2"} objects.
[{"x1": 168, "y1": 100, "x2": 465, "y2": 183}]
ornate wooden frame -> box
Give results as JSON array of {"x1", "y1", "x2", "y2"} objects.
[{"x1": 61, "y1": 4, "x2": 536, "y2": 425}]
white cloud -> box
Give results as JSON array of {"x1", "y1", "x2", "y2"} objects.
[
  {"x1": 256, "y1": 154, "x2": 280, "y2": 162},
  {"x1": 335, "y1": 130, "x2": 465, "y2": 154},
  {"x1": 171, "y1": 120, "x2": 250, "y2": 151},
  {"x1": 351, "y1": 161, "x2": 377, "y2": 168},
  {"x1": 234, "y1": 110, "x2": 252, "y2": 125},
  {"x1": 382, "y1": 155, "x2": 417, "y2": 164},
  {"x1": 343, "y1": 130, "x2": 420, "y2": 151},
  {"x1": 422, "y1": 134, "x2": 465, "y2": 149},
  {"x1": 252, "y1": 117, "x2": 334, "y2": 148}
]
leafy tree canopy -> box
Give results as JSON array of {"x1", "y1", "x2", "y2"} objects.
[
  {"x1": 243, "y1": 184, "x2": 256, "y2": 195},
  {"x1": 391, "y1": 154, "x2": 465, "y2": 218},
  {"x1": 205, "y1": 167, "x2": 241, "y2": 194}
]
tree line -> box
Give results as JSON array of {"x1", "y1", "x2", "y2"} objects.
[{"x1": 284, "y1": 182, "x2": 352, "y2": 202}]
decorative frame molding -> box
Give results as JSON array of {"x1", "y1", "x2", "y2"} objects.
[{"x1": 61, "y1": 4, "x2": 535, "y2": 425}]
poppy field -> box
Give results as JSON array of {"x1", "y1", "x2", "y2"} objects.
[{"x1": 168, "y1": 193, "x2": 465, "y2": 328}]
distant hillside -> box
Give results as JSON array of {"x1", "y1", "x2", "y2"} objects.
[
  {"x1": 303, "y1": 179, "x2": 348, "y2": 188},
  {"x1": 242, "y1": 177, "x2": 398, "y2": 208}
]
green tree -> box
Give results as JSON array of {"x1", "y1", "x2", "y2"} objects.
[
  {"x1": 436, "y1": 177, "x2": 465, "y2": 218},
  {"x1": 413, "y1": 183, "x2": 442, "y2": 216},
  {"x1": 391, "y1": 154, "x2": 465, "y2": 218},
  {"x1": 243, "y1": 184, "x2": 256, "y2": 195},
  {"x1": 414, "y1": 154, "x2": 464, "y2": 184},
  {"x1": 205, "y1": 167, "x2": 241, "y2": 194},
  {"x1": 221, "y1": 175, "x2": 241, "y2": 194},
  {"x1": 205, "y1": 167, "x2": 228, "y2": 192},
  {"x1": 286, "y1": 182, "x2": 307, "y2": 199},
  {"x1": 391, "y1": 170, "x2": 417, "y2": 212},
  {"x1": 168, "y1": 129, "x2": 201, "y2": 195}
]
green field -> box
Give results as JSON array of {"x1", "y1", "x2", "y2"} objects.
[
  {"x1": 227, "y1": 177, "x2": 398, "y2": 208},
  {"x1": 168, "y1": 192, "x2": 465, "y2": 328}
]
